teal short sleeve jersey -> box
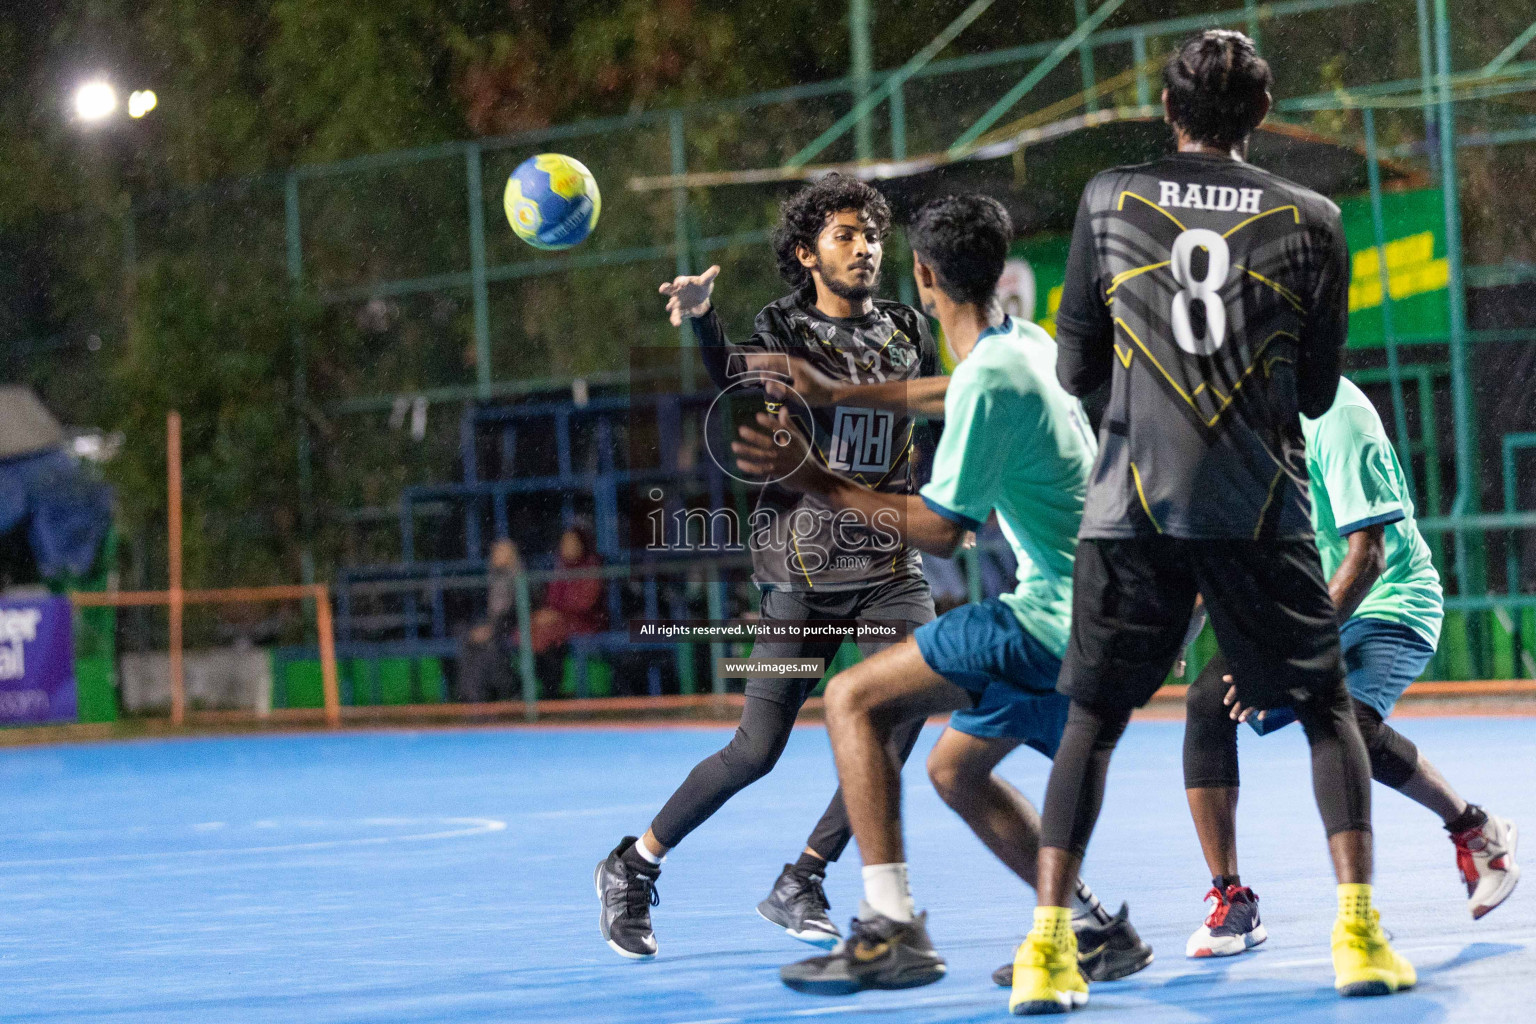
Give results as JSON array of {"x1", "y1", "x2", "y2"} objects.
[
  {"x1": 1302, "y1": 377, "x2": 1443, "y2": 644},
  {"x1": 919, "y1": 317, "x2": 1098, "y2": 658}
]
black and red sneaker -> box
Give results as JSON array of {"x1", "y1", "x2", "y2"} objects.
[{"x1": 1185, "y1": 884, "x2": 1266, "y2": 958}]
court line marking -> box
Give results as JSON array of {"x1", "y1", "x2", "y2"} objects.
[
  {"x1": 526, "y1": 803, "x2": 659, "y2": 820},
  {"x1": 0, "y1": 817, "x2": 506, "y2": 867}
]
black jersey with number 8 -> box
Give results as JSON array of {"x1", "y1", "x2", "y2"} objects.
[{"x1": 1055, "y1": 152, "x2": 1349, "y2": 541}]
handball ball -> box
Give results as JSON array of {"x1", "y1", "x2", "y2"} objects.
[{"x1": 504, "y1": 154, "x2": 602, "y2": 250}]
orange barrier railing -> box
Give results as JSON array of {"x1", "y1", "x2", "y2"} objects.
[
  {"x1": 69, "y1": 584, "x2": 341, "y2": 728},
  {"x1": 68, "y1": 411, "x2": 341, "y2": 727}
]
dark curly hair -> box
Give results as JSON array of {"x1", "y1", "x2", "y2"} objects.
[
  {"x1": 907, "y1": 194, "x2": 1013, "y2": 307},
  {"x1": 771, "y1": 173, "x2": 892, "y2": 290},
  {"x1": 1163, "y1": 30, "x2": 1273, "y2": 150}
]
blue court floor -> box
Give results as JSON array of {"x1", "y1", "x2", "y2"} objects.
[{"x1": 1, "y1": 718, "x2": 1531, "y2": 1023}]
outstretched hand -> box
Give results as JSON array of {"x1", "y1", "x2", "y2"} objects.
[
  {"x1": 658, "y1": 264, "x2": 721, "y2": 326},
  {"x1": 741, "y1": 353, "x2": 844, "y2": 407},
  {"x1": 730, "y1": 407, "x2": 820, "y2": 492}
]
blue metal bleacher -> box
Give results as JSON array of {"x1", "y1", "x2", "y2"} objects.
[{"x1": 328, "y1": 386, "x2": 757, "y2": 701}]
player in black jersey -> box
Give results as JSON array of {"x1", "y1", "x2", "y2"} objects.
[
  {"x1": 1011, "y1": 32, "x2": 1414, "y2": 1014},
  {"x1": 596, "y1": 175, "x2": 940, "y2": 960}
]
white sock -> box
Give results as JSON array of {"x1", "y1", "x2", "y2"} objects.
[
  {"x1": 861, "y1": 862, "x2": 916, "y2": 923},
  {"x1": 631, "y1": 838, "x2": 664, "y2": 865}
]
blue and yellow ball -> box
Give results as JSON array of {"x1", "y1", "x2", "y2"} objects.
[{"x1": 504, "y1": 154, "x2": 602, "y2": 250}]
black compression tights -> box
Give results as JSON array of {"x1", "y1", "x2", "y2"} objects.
[
  {"x1": 1047, "y1": 681, "x2": 1375, "y2": 860},
  {"x1": 1183, "y1": 659, "x2": 1417, "y2": 797},
  {"x1": 648, "y1": 692, "x2": 926, "y2": 860},
  {"x1": 1040, "y1": 701, "x2": 1132, "y2": 858}
]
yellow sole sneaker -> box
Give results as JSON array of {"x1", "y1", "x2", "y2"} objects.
[
  {"x1": 1333, "y1": 916, "x2": 1416, "y2": 997},
  {"x1": 1009, "y1": 937, "x2": 1088, "y2": 1015}
]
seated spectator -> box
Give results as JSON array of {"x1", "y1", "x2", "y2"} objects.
[
  {"x1": 530, "y1": 524, "x2": 607, "y2": 697},
  {"x1": 457, "y1": 538, "x2": 522, "y2": 702}
]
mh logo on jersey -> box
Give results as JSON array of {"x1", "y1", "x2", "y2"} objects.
[{"x1": 828, "y1": 407, "x2": 895, "y2": 474}]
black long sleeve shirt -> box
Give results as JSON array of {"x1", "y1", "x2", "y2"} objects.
[{"x1": 689, "y1": 289, "x2": 939, "y2": 590}]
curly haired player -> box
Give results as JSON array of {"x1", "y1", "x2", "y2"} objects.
[{"x1": 596, "y1": 174, "x2": 943, "y2": 960}]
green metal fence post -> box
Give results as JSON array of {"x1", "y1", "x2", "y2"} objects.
[
  {"x1": 1415, "y1": 365, "x2": 1446, "y2": 566},
  {"x1": 1483, "y1": 20, "x2": 1536, "y2": 77},
  {"x1": 676, "y1": 569, "x2": 697, "y2": 696},
  {"x1": 890, "y1": 81, "x2": 916, "y2": 310},
  {"x1": 1075, "y1": 0, "x2": 1100, "y2": 113},
  {"x1": 677, "y1": 641, "x2": 697, "y2": 695},
  {"x1": 285, "y1": 172, "x2": 316, "y2": 588},
  {"x1": 669, "y1": 110, "x2": 696, "y2": 389},
  {"x1": 1244, "y1": 0, "x2": 1262, "y2": 50},
  {"x1": 1362, "y1": 107, "x2": 1418, "y2": 505},
  {"x1": 1503, "y1": 433, "x2": 1536, "y2": 603},
  {"x1": 1132, "y1": 31, "x2": 1150, "y2": 106},
  {"x1": 1416, "y1": 0, "x2": 1439, "y2": 182},
  {"x1": 890, "y1": 80, "x2": 907, "y2": 161},
  {"x1": 851, "y1": 0, "x2": 874, "y2": 161},
  {"x1": 515, "y1": 570, "x2": 538, "y2": 720},
  {"x1": 1433, "y1": 0, "x2": 1477, "y2": 606},
  {"x1": 465, "y1": 142, "x2": 493, "y2": 401},
  {"x1": 950, "y1": 0, "x2": 1128, "y2": 155},
  {"x1": 706, "y1": 566, "x2": 726, "y2": 695},
  {"x1": 792, "y1": 0, "x2": 997, "y2": 168}
]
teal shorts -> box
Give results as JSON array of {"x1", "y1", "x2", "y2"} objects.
[{"x1": 913, "y1": 598, "x2": 1070, "y2": 757}]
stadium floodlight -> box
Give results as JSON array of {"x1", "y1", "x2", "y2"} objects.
[
  {"x1": 74, "y1": 81, "x2": 117, "y2": 121},
  {"x1": 128, "y1": 89, "x2": 157, "y2": 118}
]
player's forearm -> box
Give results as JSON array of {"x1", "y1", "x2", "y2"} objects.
[
  {"x1": 827, "y1": 376, "x2": 949, "y2": 418},
  {"x1": 1329, "y1": 526, "x2": 1386, "y2": 622},
  {"x1": 688, "y1": 306, "x2": 734, "y2": 391},
  {"x1": 816, "y1": 477, "x2": 965, "y2": 557},
  {"x1": 1054, "y1": 329, "x2": 1112, "y2": 397}
]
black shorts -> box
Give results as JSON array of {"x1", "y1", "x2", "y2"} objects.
[
  {"x1": 1058, "y1": 537, "x2": 1342, "y2": 714},
  {"x1": 746, "y1": 576, "x2": 936, "y2": 704}
]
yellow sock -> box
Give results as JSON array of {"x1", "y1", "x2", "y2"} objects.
[
  {"x1": 1032, "y1": 905, "x2": 1072, "y2": 946},
  {"x1": 1337, "y1": 883, "x2": 1374, "y2": 922}
]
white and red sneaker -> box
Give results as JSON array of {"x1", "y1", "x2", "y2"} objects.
[
  {"x1": 1186, "y1": 884, "x2": 1267, "y2": 958},
  {"x1": 1452, "y1": 814, "x2": 1519, "y2": 919}
]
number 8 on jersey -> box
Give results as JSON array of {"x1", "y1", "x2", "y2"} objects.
[{"x1": 1169, "y1": 229, "x2": 1231, "y2": 356}]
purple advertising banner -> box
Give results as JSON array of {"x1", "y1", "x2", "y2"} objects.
[{"x1": 0, "y1": 596, "x2": 77, "y2": 725}]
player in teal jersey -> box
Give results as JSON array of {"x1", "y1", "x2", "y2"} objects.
[
  {"x1": 1182, "y1": 377, "x2": 1519, "y2": 958},
  {"x1": 732, "y1": 194, "x2": 1151, "y2": 999}
]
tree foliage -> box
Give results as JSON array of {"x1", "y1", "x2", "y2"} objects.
[{"x1": 2, "y1": 0, "x2": 1533, "y2": 597}]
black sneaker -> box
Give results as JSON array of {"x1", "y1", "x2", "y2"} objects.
[
  {"x1": 992, "y1": 903, "x2": 1153, "y2": 986},
  {"x1": 594, "y1": 836, "x2": 660, "y2": 960},
  {"x1": 758, "y1": 863, "x2": 841, "y2": 949},
  {"x1": 781, "y1": 905, "x2": 947, "y2": 994}
]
